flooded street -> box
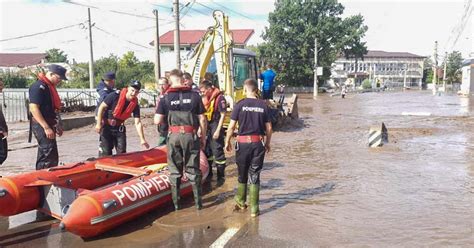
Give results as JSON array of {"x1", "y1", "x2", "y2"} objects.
[{"x1": 0, "y1": 91, "x2": 473, "y2": 247}]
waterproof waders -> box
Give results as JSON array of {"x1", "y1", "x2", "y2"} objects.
[{"x1": 166, "y1": 92, "x2": 203, "y2": 210}]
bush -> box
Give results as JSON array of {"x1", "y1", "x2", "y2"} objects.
[
  {"x1": 362, "y1": 79, "x2": 372, "y2": 89},
  {"x1": 139, "y1": 98, "x2": 149, "y2": 107},
  {"x1": 0, "y1": 72, "x2": 35, "y2": 88}
]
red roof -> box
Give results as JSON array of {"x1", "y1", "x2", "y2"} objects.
[
  {"x1": 0, "y1": 53, "x2": 47, "y2": 67},
  {"x1": 151, "y1": 29, "x2": 254, "y2": 46}
]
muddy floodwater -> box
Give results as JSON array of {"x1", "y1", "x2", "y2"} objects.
[{"x1": 0, "y1": 91, "x2": 473, "y2": 247}]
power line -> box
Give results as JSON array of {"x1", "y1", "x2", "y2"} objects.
[
  {"x1": 93, "y1": 25, "x2": 153, "y2": 50},
  {"x1": 450, "y1": 3, "x2": 473, "y2": 50},
  {"x1": 3, "y1": 46, "x2": 38, "y2": 52},
  {"x1": 183, "y1": 2, "x2": 211, "y2": 16},
  {"x1": 152, "y1": 4, "x2": 171, "y2": 11},
  {"x1": 208, "y1": 0, "x2": 254, "y2": 21},
  {"x1": 443, "y1": 0, "x2": 472, "y2": 52},
  {"x1": 194, "y1": 1, "x2": 215, "y2": 12},
  {"x1": 3, "y1": 39, "x2": 79, "y2": 52},
  {"x1": 64, "y1": 0, "x2": 170, "y2": 21},
  {"x1": 0, "y1": 22, "x2": 85, "y2": 42},
  {"x1": 180, "y1": 1, "x2": 195, "y2": 20}
]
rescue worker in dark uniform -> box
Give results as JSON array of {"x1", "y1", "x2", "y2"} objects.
[
  {"x1": 95, "y1": 80, "x2": 149, "y2": 157},
  {"x1": 183, "y1": 72, "x2": 200, "y2": 93},
  {"x1": 0, "y1": 79, "x2": 8, "y2": 165},
  {"x1": 96, "y1": 71, "x2": 116, "y2": 106},
  {"x1": 155, "y1": 69, "x2": 207, "y2": 210},
  {"x1": 225, "y1": 78, "x2": 272, "y2": 217},
  {"x1": 199, "y1": 80, "x2": 227, "y2": 185},
  {"x1": 29, "y1": 64, "x2": 67, "y2": 170},
  {"x1": 156, "y1": 77, "x2": 170, "y2": 146}
]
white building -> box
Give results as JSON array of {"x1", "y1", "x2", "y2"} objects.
[
  {"x1": 460, "y1": 58, "x2": 474, "y2": 95},
  {"x1": 331, "y1": 50, "x2": 425, "y2": 88}
]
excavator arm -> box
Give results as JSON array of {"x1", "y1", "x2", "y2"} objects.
[{"x1": 183, "y1": 10, "x2": 234, "y2": 97}]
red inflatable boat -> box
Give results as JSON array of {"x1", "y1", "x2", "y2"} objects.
[{"x1": 0, "y1": 147, "x2": 209, "y2": 238}]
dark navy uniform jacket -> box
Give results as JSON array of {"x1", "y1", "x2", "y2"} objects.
[
  {"x1": 230, "y1": 98, "x2": 270, "y2": 135},
  {"x1": 97, "y1": 80, "x2": 114, "y2": 105}
]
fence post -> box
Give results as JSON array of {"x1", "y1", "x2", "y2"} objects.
[{"x1": 23, "y1": 92, "x2": 28, "y2": 122}]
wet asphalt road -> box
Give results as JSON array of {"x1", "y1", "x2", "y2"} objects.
[{"x1": 0, "y1": 90, "x2": 473, "y2": 247}]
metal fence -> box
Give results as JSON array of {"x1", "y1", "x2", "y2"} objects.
[{"x1": 1, "y1": 89, "x2": 158, "y2": 122}]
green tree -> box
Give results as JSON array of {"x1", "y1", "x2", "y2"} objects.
[
  {"x1": 259, "y1": 0, "x2": 368, "y2": 86},
  {"x1": 95, "y1": 54, "x2": 119, "y2": 81},
  {"x1": 45, "y1": 48, "x2": 69, "y2": 63},
  {"x1": 423, "y1": 57, "x2": 433, "y2": 84},
  {"x1": 63, "y1": 62, "x2": 90, "y2": 88},
  {"x1": 361, "y1": 78, "x2": 371, "y2": 89},
  {"x1": 119, "y1": 51, "x2": 139, "y2": 69},
  {"x1": 59, "y1": 52, "x2": 154, "y2": 89},
  {"x1": 445, "y1": 51, "x2": 463, "y2": 84}
]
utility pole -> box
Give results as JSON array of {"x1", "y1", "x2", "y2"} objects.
[
  {"x1": 173, "y1": 0, "x2": 181, "y2": 69},
  {"x1": 403, "y1": 63, "x2": 407, "y2": 89},
  {"x1": 313, "y1": 38, "x2": 318, "y2": 99},
  {"x1": 87, "y1": 8, "x2": 95, "y2": 89},
  {"x1": 432, "y1": 41, "x2": 438, "y2": 95},
  {"x1": 368, "y1": 63, "x2": 372, "y2": 85},
  {"x1": 153, "y1": 9, "x2": 161, "y2": 81},
  {"x1": 443, "y1": 51, "x2": 447, "y2": 92}
]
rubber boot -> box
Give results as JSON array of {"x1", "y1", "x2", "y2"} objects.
[
  {"x1": 171, "y1": 181, "x2": 181, "y2": 211},
  {"x1": 192, "y1": 176, "x2": 203, "y2": 210},
  {"x1": 206, "y1": 160, "x2": 214, "y2": 182},
  {"x1": 234, "y1": 183, "x2": 247, "y2": 211},
  {"x1": 249, "y1": 184, "x2": 260, "y2": 217},
  {"x1": 216, "y1": 164, "x2": 226, "y2": 186}
]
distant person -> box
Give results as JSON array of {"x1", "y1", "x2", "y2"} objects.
[
  {"x1": 156, "y1": 77, "x2": 170, "y2": 146},
  {"x1": 29, "y1": 64, "x2": 67, "y2": 170},
  {"x1": 260, "y1": 64, "x2": 276, "y2": 100},
  {"x1": 95, "y1": 80, "x2": 149, "y2": 157},
  {"x1": 0, "y1": 79, "x2": 8, "y2": 165},
  {"x1": 183, "y1": 72, "x2": 200, "y2": 93},
  {"x1": 225, "y1": 78, "x2": 272, "y2": 218},
  {"x1": 341, "y1": 85, "x2": 347, "y2": 99},
  {"x1": 96, "y1": 71, "x2": 116, "y2": 106},
  {"x1": 204, "y1": 72, "x2": 218, "y2": 89}
]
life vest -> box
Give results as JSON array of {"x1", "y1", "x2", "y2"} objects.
[
  {"x1": 37, "y1": 73, "x2": 61, "y2": 112},
  {"x1": 112, "y1": 88, "x2": 138, "y2": 121},
  {"x1": 203, "y1": 88, "x2": 222, "y2": 122}
]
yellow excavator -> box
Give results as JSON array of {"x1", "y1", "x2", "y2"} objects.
[{"x1": 183, "y1": 10, "x2": 298, "y2": 127}]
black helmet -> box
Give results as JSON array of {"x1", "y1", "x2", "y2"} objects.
[{"x1": 129, "y1": 80, "x2": 141, "y2": 90}]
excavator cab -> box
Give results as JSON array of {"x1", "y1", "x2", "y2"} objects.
[
  {"x1": 205, "y1": 48, "x2": 258, "y2": 128},
  {"x1": 204, "y1": 48, "x2": 257, "y2": 107},
  {"x1": 232, "y1": 48, "x2": 258, "y2": 103}
]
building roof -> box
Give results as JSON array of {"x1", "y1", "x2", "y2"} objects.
[
  {"x1": 150, "y1": 29, "x2": 254, "y2": 46},
  {"x1": 462, "y1": 58, "x2": 474, "y2": 66},
  {"x1": 0, "y1": 53, "x2": 47, "y2": 67},
  {"x1": 364, "y1": 50, "x2": 425, "y2": 59}
]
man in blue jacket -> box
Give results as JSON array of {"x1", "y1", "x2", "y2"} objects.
[
  {"x1": 96, "y1": 71, "x2": 116, "y2": 106},
  {"x1": 260, "y1": 64, "x2": 276, "y2": 100}
]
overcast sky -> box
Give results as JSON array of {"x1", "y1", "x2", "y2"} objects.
[{"x1": 0, "y1": 0, "x2": 472, "y2": 63}]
